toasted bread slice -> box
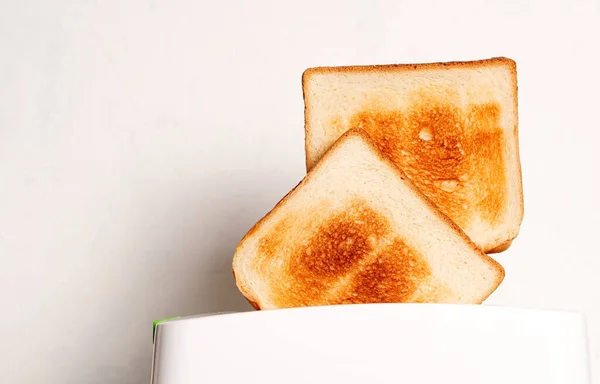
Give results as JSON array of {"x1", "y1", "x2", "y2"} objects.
[
  {"x1": 232, "y1": 129, "x2": 504, "y2": 310},
  {"x1": 302, "y1": 57, "x2": 523, "y2": 253}
]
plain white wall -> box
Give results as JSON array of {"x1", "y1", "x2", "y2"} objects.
[{"x1": 1, "y1": 0, "x2": 598, "y2": 383}]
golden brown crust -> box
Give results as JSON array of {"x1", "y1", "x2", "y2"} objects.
[
  {"x1": 510, "y1": 61, "x2": 525, "y2": 239},
  {"x1": 482, "y1": 57, "x2": 523, "y2": 252},
  {"x1": 302, "y1": 57, "x2": 523, "y2": 253},
  {"x1": 302, "y1": 57, "x2": 515, "y2": 78},
  {"x1": 302, "y1": 70, "x2": 313, "y2": 172},
  {"x1": 247, "y1": 299, "x2": 261, "y2": 310},
  {"x1": 231, "y1": 268, "x2": 262, "y2": 310},
  {"x1": 487, "y1": 240, "x2": 513, "y2": 254},
  {"x1": 233, "y1": 128, "x2": 505, "y2": 308}
]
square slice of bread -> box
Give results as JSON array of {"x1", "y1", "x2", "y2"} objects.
[
  {"x1": 232, "y1": 129, "x2": 504, "y2": 310},
  {"x1": 303, "y1": 57, "x2": 523, "y2": 253}
]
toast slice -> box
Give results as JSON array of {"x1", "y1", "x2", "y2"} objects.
[
  {"x1": 302, "y1": 57, "x2": 523, "y2": 253},
  {"x1": 232, "y1": 129, "x2": 504, "y2": 310}
]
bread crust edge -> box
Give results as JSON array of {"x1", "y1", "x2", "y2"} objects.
[{"x1": 302, "y1": 56, "x2": 515, "y2": 77}]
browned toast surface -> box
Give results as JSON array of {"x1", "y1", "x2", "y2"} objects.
[
  {"x1": 302, "y1": 57, "x2": 523, "y2": 252},
  {"x1": 233, "y1": 129, "x2": 504, "y2": 310},
  {"x1": 257, "y1": 198, "x2": 434, "y2": 308}
]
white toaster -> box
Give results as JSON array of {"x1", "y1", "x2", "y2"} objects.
[{"x1": 151, "y1": 304, "x2": 590, "y2": 383}]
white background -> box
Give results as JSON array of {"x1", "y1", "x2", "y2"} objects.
[{"x1": 0, "y1": 0, "x2": 598, "y2": 383}]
